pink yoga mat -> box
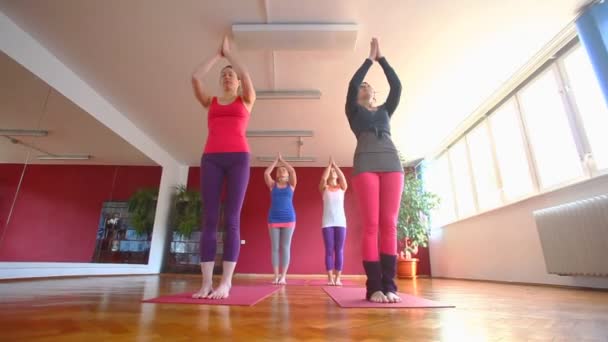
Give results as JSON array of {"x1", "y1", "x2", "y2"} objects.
[
  {"x1": 142, "y1": 285, "x2": 280, "y2": 306},
  {"x1": 323, "y1": 286, "x2": 454, "y2": 309},
  {"x1": 255, "y1": 278, "x2": 358, "y2": 286},
  {"x1": 255, "y1": 278, "x2": 309, "y2": 286},
  {"x1": 307, "y1": 279, "x2": 358, "y2": 286}
]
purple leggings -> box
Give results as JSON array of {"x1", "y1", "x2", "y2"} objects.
[
  {"x1": 322, "y1": 226, "x2": 346, "y2": 271},
  {"x1": 200, "y1": 152, "x2": 250, "y2": 262}
]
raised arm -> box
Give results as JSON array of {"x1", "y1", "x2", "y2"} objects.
[
  {"x1": 345, "y1": 39, "x2": 377, "y2": 114},
  {"x1": 319, "y1": 158, "x2": 332, "y2": 193},
  {"x1": 264, "y1": 156, "x2": 278, "y2": 190},
  {"x1": 192, "y1": 53, "x2": 221, "y2": 108},
  {"x1": 332, "y1": 160, "x2": 348, "y2": 191},
  {"x1": 221, "y1": 37, "x2": 256, "y2": 110},
  {"x1": 345, "y1": 59, "x2": 373, "y2": 113},
  {"x1": 375, "y1": 40, "x2": 402, "y2": 115},
  {"x1": 279, "y1": 156, "x2": 297, "y2": 189}
]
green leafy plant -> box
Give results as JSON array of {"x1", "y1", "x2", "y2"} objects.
[
  {"x1": 397, "y1": 171, "x2": 440, "y2": 260},
  {"x1": 127, "y1": 188, "x2": 158, "y2": 237},
  {"x1": 173, "y1": 185, "x2": 201, "y2": 238}
]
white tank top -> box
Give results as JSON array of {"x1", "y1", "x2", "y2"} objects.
[{"x1": 322, "y1": 188, "x2": 347, "y2": 228}]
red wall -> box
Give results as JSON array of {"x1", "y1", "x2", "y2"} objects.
[
  {"x1": 188, "y1": 166, "x2": 431, "y2": 275},
  {"x1": 0, "y1": 162, "x2": 431, "y2": 273},
  {"x1": 0, "y1": 164, "x2": 25, "y2": 243},
  {"x1": 0, "y1": 164, "x2": 161, "y2": 262}
]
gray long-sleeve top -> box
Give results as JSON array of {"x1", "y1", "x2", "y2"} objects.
[{"x1": 345, "y1": 57, "x2": 403, "y2": 176}]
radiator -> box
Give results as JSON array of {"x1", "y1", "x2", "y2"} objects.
[{"x1": 533, "y1": 194, "x2": 608, "y2": 277}]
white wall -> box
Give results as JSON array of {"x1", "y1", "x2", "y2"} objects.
[{"x1": 430, "y1": 174, "x2": 608, "y2": 289}]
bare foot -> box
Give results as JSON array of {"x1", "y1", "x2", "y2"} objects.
[
  {"x1": 192, "y1": 283, "x2": 213, "y2": 299},
  {"x1": 385, "y1": 292, "x2": 402, "y2": 303},
  {"x1": 334, "y1": 277, "x2": 343, "y2": 286},
  {"x1": 278, "y1": 276, "x2": 287, "y2": 285},
  {"x1": 368, "y1": 291, "x2": 388, "y2": 303},
  {"x1": 208, "y1": 282, "x2": 231, "y2": 299},
  {"x1": 272, "y1": 277, "x2": 280, "y2": 285}
]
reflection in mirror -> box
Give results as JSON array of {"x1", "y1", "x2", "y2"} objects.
[{"x1": 0, "y1": 51, "x2": 161, "y2": 264}]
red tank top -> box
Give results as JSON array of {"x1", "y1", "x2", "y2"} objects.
[{"x1": 203, "y1": 96, "x2": 250, "y2": 153}]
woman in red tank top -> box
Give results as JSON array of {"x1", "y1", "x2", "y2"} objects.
[{"x1": 191, "y1": 37, "x2": 255, "y2": 300}]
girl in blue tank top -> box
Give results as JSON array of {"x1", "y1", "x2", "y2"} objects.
[
  {"x1": 268, "y1": 184, "x2": 296, "y2": 223},
  {"x1": 264, "y1": 153, "x2": 297, "y2": 285}
]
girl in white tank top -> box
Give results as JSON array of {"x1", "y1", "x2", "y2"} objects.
[
  {"x1": 319, "y1": 157, "x2": 348, "y2": 286},
  {"x1": 322, "y1": 189, "x2": 346, "y2": 228}
]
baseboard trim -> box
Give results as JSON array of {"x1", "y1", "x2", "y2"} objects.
[
  {"x1": 0, "y1": 273, "x2": 158, "y2": 283},
  {"x1": 431, "y1": 276, "x2": 608, "y2": 292},
  {"x1": 1, "y1": 272, "x2": 432, "y2": 282},
  {"x1": 161, "y1": 273, "x2": 367, "y2": 279}
]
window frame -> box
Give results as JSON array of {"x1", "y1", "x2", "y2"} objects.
[
  {"x1": 514, "y1": 65, "x2": 587, "y2": 192},
  {"x1": 427, "y1": 152, "x2": 457, "y2": 227},
  {"x1": 447, "y1": 138, "x2": 478, "y2": 218},
  {"x1": 558, "y1": 46, "x2": 608, "y2": 178},
  {"x1": 483, "y1": 98, "x2": 537, "y2": 204},
  {"x1": 465, "y1": 120, "x2": 502, "y2": 211}
]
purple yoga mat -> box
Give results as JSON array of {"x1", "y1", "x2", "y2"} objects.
[
  {"x1": 323, "y1": 286, "x2": 454, "y2": 309},
  {"x1": 142, "y1": 285, "x2": 280, "y2": 306}
]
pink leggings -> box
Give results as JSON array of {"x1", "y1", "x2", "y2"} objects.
[{"x1": 352, "y1": 172, "x2": 404, "y2": 261}]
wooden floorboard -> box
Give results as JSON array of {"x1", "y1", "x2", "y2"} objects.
[{"x1": 1, "y1": 274, "x2": 607, "y2": 341}]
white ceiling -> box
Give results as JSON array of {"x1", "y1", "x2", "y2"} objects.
[
  {"x1": 0, "y1": 51, "x2": 157, "y2": 165},
  {"x1": 0, "y1": 0, "x2": 587, "y2": 166}
]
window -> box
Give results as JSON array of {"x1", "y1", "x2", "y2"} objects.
[
  {"x1": 563, "y1": 46, "x2": 608, "y2": 171},
  {"x1": 428, "y1": 41, "x2": 608, "y2": 226},
  {"x1": 449, "y1": 139, "x2": 476, "y2": 217},
  {"x1": 518, "y1": 68, "x2": 584, "y2": 189},
  {"x1": 466, "y1": 122, "x2": 502, "y2": 210},
  {"x1": 488, "y1": 100, "x2": 535, "y2": 201},
  {"x1": 425, "y1": 154, "x2": 456, "y2": 226}
]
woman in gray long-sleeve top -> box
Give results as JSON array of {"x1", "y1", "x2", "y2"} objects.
[{"x1": 345, "y1": 38, "x2": 403, "y2": 303}]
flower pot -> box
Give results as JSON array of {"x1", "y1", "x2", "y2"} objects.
[{"x1": 397, "y1": 258, "x2": 418, "y2": 278}]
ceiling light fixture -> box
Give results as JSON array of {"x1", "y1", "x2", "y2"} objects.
[
  {"x1": 37, "y1": 154, "x2": 91, "y2": 161},
  {"x1": 232, "y1": 23, "x2": 358, "y2": 51},
  {"x1": 256, "y1": 90, "x2": 321, "y2": 100}
]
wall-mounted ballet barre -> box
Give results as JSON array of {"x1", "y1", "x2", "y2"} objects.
[
  {"x1": 257, "y1": 156, "x2": 316, "y2": 163},
  {"x1": 4, "y1": 135, "x2": 91, "y2": 161},
  {"x1": 248, "y1": 130, "x2": 315, "y2": 162},
  {"x1": 246, "y1": 130, "x2": 314, "y2": 137}
]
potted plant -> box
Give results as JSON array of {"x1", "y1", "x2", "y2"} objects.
[
  {"x1": 396, "y1": 170, "x2": 439, "y2": 278},
  {"x1": 173, "y1": 185, "x2": 201, "y2": 239},
  {"x1": 164, "y1": 185, "x2": 203, "y2": 273},
  {"x1": 127, "y1": 188, "x2": 159, "y2": 237}
]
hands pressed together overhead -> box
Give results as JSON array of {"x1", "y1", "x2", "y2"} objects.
[
  {"x1": 368, "y1": 37, "x2": 384, "y2": 61},
  {"x1": 219, "y1": 36, "x2": 231, "y2": 58}
]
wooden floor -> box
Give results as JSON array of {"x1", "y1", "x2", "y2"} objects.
[{"x1": 1, "y1": 274, "x2": 608, "y2": 341}]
